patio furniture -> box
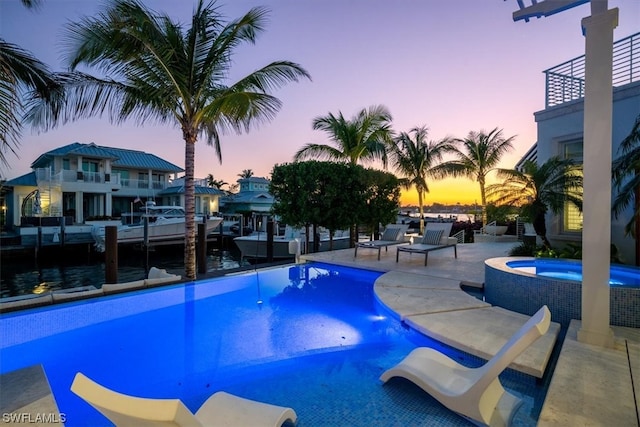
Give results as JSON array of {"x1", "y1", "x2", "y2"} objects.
[
  {"x1": 354, "y1": 224, "x2": 409, "y2": 260},
  {"x1": 380, "y1": 305, "x2": 551, "y2": 427},
  {"x1": 70, "y1": 372, "x2": 297, "y2": 427},
  {"x1": 396, "y1": 222, "x2": 457, "y2": 266}
]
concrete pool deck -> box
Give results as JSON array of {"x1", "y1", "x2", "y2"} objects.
[{"x1": 302, "y1": 241, "x2": 640, "y2": 426}]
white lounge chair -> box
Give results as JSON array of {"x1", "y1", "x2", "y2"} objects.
[
  {"x1": 396, "y1": 222, "x2": 457, "y2": 266},
  {"x1": 380, "y1": 305, "x2": 551, "y2": 427},
  {"x1": 354, "y1": 224, "x2": 409, "y2": 260},
  {"x1": 71, "y1": 372, "x2": 297, "y2": 427}
]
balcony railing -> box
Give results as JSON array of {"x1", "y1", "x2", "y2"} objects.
[
  {"x1": 544, "y1": 31, "x2": 639, "y2": 108},
  {"x1": 35, "y1": 168, "x2": 170, "y2": 191},
  {"x1": 36, "y1": 168, "x2": 119, "y2": 185}
]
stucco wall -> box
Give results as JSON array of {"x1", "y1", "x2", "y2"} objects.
[{"x1": 534, "y1": 81, "x2": 640, "y2": 263}]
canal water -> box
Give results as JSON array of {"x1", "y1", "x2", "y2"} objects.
[{"x1": 0, "y1": 245, "x2": 252, "y2": 298}]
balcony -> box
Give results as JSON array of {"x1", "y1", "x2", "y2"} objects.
[
  {"x1": 544, "y1": 31, "x2": 639, "y2": 108},
  {"x1": 36, "y1": 168, "x2": 120, "y2": 186},
  {"x1": 35, "y1": 169, "x2": 172, "y2": 190}
]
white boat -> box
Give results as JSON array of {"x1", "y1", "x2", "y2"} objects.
[
  {"x1": 92, "y1": 205, "x2": 222, "y2": 251},
  {"x1": 234, "y1": 229, "x2": 351, "y2": 260}
]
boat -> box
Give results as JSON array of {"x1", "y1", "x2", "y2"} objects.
[
  {"x1": 234, "y1": 229, "x2": 351, "y2": 260},
  {"x1": 92, "y1": 204, "x2": 223, "y2": 251}
]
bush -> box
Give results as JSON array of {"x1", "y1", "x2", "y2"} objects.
[
  {"x1": 508, "y1": 242, "x2": 539, "y2": 257},
  {"x1": 516, "y1": 242, "x2": 624, "y2": 264}
]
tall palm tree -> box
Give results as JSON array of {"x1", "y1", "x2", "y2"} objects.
[
  {"x1": 444, "y1": 128, "x2": 515, "y2": 226},
  {"x1": 294, "y1": 105, "x2": 394, "y2": 166},
  {"x1": 0, "y1": 42, "x2": 61, "y2": 168},
  {"x1": 1, "y1": 0, "x2": 61, "y2": 168},
  {"x1": 26, "y1": 0, "x2": 310, "y2": 279},
  {"x1": 486, "y1": 157, "x2": 583, "y2": 248},
  {"x1": 612, "y1": 114, "x2": 640, "y2": 265},
  {"x1": 390, "y1": 126, "x2": 456, "y2": 233}
]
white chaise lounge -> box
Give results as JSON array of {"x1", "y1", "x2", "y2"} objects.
[
  {"x1": 354, "y1": 224, "x2": 409, "y2": 260},
  {"x1": 380, "y1": 305, "x2": 551, "y2": 427},
  {"x1": 396, "y1": 222, "x2": 457, "y2": 266},
  {"x1": 71, "y1": 372, "x2": 297, "y2": 427}
]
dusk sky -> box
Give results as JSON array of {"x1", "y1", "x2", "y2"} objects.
[{"x1": 1, "y1": 0, "x2": 639, "y2": 205}]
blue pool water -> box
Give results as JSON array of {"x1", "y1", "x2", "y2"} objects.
[
  {"x1": 507, "y1": 258, "x2": 640, "y2": 287},
  {"x1": 1, "y1": 263, "x2": 546, "y2": 426}
]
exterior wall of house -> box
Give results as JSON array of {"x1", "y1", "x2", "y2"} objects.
[
  {"x1": 534, "y1": 81, "x2": 640, "y2": 262},
  {"x1": 6, "y1": 151, "x2": 181, "y2": 227}
]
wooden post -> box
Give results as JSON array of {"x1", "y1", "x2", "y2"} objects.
[
  {"x1": 105, "y1": 225, "x2": 118, "y2": 284},
  {"x1": 143, "y1": 216, "x2": 149, "y2": 274},
  {"x1": 266, "y1": 219, "x2": 274, "y2": 262},
  {"x1": 60, "y1": 216, "x2": 66, "y2": 248},
  {"x1": 218, "y1": 221, "x2": 224, "y2": 252},
  {"x1": 197, "y1": 223, "x2": 207, "y2": 274}
]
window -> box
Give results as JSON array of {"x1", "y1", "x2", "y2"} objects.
[
  {"x1": 561, "y1": 140, "x2": 583, "y2": 232},
  {"x1": 82, "y1": 160, "x2": 98, "y2": 172}
]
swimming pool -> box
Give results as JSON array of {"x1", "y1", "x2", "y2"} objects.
[
  {"x1": 507, "y1": 258, "x2": 640, "y2": 287},
  {"x1": 1, "y1": 263, "x2": 546, "y2": 426},
  {"x1": 485, "y1": 257, "x2": 640, "y2": 328}
]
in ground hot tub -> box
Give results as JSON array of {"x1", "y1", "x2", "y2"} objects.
[{"x1": 484, "y1": 257, "x2": 640, "y2": 328}]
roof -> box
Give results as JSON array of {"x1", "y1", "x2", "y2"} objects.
[
  {"x1": 30, "y1": 142, "x2": 183, "y2": 173},
  {"x1": 157, "y1": 185, "x2": 225, "y2": 196},
  {"x1": 224, "y1": 192, "x2": 274, "y2": 204},
  {"x1": 237, "y1": 176, "x2": 270, "y2": 184},
  {"x1": 4, "y1": 172, "x2": 37, "y2": 187}
]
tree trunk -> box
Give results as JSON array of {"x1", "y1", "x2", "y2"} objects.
[
  {"x1": 479, "y1": 178, "x2": 487, "y2": 227},
  {"x1": 418, "y1": 192, "x2": 425, "y2": 234},
  {"x1": 533, "y1": 210, "x2": 551, "y2": 249},
  {"x1": 183, "y1": 130, "x2": 197, "y2": 280}
]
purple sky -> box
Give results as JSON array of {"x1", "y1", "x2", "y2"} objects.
[{"x1": 1, "y1": 0, "x2": 638, "y2": 204}]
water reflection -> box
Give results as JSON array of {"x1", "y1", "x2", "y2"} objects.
[{"x1": 0, "y1": 246, "x2": 245, "y2": 298}]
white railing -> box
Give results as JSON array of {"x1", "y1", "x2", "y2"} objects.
[
  {"x1": 119, "y1": 178, "x2": 167, "y2": 190},
  {"x1": 544, "y1": 31, "x2": 639, "y2": 107},
  {"x1": 35, "y1": 168, "x2": 121, "y2": 186}
]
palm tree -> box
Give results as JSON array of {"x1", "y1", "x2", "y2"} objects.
[
  {"x1": 238, "y1": 169, "x2": 254, "y2": 179},
  {"x1": 1, "y1": 0, "x2": 61, "y2": 168},
  {"x1": 444, "y1": 128, "x2": 515, "y2": 226},
  {"x1": 27, "y1": 0, "x2": 310, "y2": 279},
  {"x1": 20, "y1": 0, "x2": 43, "y2": 7},
  {"x1": 390, "y1": 126, "x2": 456, "y2": 234},
  {"x1": 1, "y1": 42, "x2": 61, "y2": 168},
  {"x1": 294, "y1": 105, "x2": 394, "y2": 166},
  {"x1": 486, "y1": 157, "x2": 583, "y2": 248},
  {"x1": 205, "y1": 174, "x2": 227, "y2": 190},
  {"x1": 612, "y1": 114, "x2": 640, "y2": 265}
]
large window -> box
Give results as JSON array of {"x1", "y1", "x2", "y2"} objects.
[
  {"x1": 562, "y1": 140, "x2": 583, "y2": 232},
  {"x1": 82, "y1": 160, "x2": 99, "y2": 172}
]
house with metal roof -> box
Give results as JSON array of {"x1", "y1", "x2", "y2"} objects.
[
  {"x1": 220, "y1": 177, "x2": 274, "y2": 214},
  {"x1": 2, "y1": 142, "x2": 222, "y2": 228}
]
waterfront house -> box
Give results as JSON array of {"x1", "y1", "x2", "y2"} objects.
[
  {"x1": 220, "y1": 176, "x2": 274, "y2": 215},
  {"x1": 219, "y1": 176, "x2": 275, "y2": 232},
  {"x1": 2, "y1": 142, "x2": 222, "y2": 229},
  {"x1": 516, "y1": 31, "x2": 640, "y2": 261}
]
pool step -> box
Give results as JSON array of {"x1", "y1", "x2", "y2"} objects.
[{"x1": 374, "y1": 271, "x2": 561, "y2": 378}]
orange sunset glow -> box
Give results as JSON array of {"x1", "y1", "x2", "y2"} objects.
[{"x1": 400, "y1": 178, "x2": 481, "y2": 206}]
